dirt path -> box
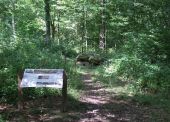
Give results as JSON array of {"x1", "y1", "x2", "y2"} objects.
[
  {"x1": 77, "y1": 71, "x2": 151, "y2": 122},
  {"x1": 79, "y1": 72, "x2": 115, "y2": 122},
  {"x1": 1, "y1": 69, "x2": 167, "y2": 122}
]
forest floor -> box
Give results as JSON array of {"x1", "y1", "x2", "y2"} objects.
[{"x1": 0, "y1": 67, "x2": 169, "y2": 122}]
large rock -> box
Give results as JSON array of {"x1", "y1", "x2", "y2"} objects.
[
  {"x1": 76, "y1": 61, "x2": 90, "y2": 66},
  {"x1": 76, "y1": 53, "x2": 104, "y2": 66},
  {"x1": 76, "y1": 54, "x2": 89, "y2": 62},
  {"x1": 89, "y1": 54, "x2": 102, "y2": 65}
]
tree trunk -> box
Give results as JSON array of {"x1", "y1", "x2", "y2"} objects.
[
  {"x1": 99, "y1": 0, "x2": 106, "y2": 50},
  {"x1": 81, "y1": 6, "x2": 85, "y2": 53},
  {"x1": 12, "y1": 12, "x2": 16, "y2": 41},
  {"x1": 51, "y1": 19, "x2": 55, "y2": 41},
  {"x1": 11, "y1": 0, "x2": 16, "y2": 41},
  {"x1": 57, "y1": 0, "x2": 60, "y2": 45},
  {"x1": 84, "y1": 5, "x2": 88, "y2": 52},
  {"x1": 44, "y1": 0, "x2": 51, "y2": 44}
]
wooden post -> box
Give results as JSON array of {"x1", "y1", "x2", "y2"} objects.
[
  {"x1": 61, "y1": 71, "x2": 67, "y2": 112},
  {"x1": 17, "y1": 72, "x2": 24, "y2": 111},
  {"x1": 75, "y1": 59, "x2": 77, "y2": 73},
  {"x1": 18, "y1": 69, "x2": 67, "y2": 112}
]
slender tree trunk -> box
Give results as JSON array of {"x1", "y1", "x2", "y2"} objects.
[
  {"x1": 57, "y1": 0, "x2": 60, "y2": 45},
  {"x1": 81, "y1": 34, "x2": 84, "y2": 53},
  {"x1": 105, "y1": 28, "x2": 107, "y2": 53},
  {"x1": 11, "y1": 0, "x2": 16, "y2": 41},
  {"x1": 99, "y1": 0, "x2": 106, "y2": 50},
  {"x1": 12, "y1": 13, "x2": 16, "y2": 41},
  {"x1": 51, "y1": 19, "x2": 55, "y2": 41},
  {"x1": 84, "y1": 5, "x2": 88, "y2": 52},
  {"x1": 44, "y1": 0, "x2": 51, "y2": 44},
  {"x1": 51, "y1": 6, "x2": 55, "y2": 41},
  {"x1": 81, "y1": 6, "x2": 85, "y2": 53}
]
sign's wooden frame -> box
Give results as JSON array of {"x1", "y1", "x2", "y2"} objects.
[{"x1": 17, "y1": 69, "x2": 67, "y2": 112}]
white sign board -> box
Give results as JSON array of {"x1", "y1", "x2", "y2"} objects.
[{"x1": 20, "y1": 69, "x2": 64, "y2": 88}]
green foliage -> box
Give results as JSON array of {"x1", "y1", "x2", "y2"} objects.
[
  {"x1": 0, "y1": 0, "x2": 169, "y2": 109},
  {"x1": 0, "y1": 40, "x2": 60, "y2": 102},
  {"x1": 109, "y1": 53, "x2": 170, "y2": 94},
  {"x1": 0, "y1": 115, "x2": 5, "y2": 122}
]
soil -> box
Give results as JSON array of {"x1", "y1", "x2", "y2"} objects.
[
  {"x1": 77, "y1": 72, "x2": 152, "y2": 122},
  {"x1": 0, "y1": 69, "x2": 168, "y2": 122}
]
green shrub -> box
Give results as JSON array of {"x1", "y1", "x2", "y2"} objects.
[
  {"x1": 0, "y1": 38, "x2": 79, "y2": 103},
  {"x1": 116, "y1": 55, "x2": 170, "y2": 94}
]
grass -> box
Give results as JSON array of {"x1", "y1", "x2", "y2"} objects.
[
  {"x1": 85, "y1": 64, "x2": 170, "y2": 121},
  {"x1": 1, "y1": 61, "x2": 170, "y2": 121},
  {"x1": 0, "y1": 115, "x2": 5, "y2": 122}
]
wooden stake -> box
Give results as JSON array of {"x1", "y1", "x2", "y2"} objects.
[
  {"x1": 17, "y1": 72, "x2": 24, "y2": 111},
  {"x1": 61, "y1": 71, "x2": 67, "y2": 112}
]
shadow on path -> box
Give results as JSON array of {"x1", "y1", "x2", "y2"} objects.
[{"x1": 0, "y1": 71, "x2": 162, "y2": 122}]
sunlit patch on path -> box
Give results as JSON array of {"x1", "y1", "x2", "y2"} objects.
[
  {"x1": 0, "y1": 69, "x2": 162, "y2": 122},
  {"x1": 77, "y1": 70, "x2": 154, "y2": 122},
  {"x1": 79, "y1": 72, "x2": 118, "y2": 122},
  {"x1": 80, "y1": 73, "x2": 113, "y2": 105}
]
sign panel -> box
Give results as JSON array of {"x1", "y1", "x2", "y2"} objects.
[{"x1": 20, "y1": 69, "x2": 64, "y2": 88}]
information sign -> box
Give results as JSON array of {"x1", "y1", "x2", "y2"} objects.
[{"x1": 21, "y1": 69, "x2": 64, "y2": 88}]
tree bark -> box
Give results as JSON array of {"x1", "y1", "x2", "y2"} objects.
[
  {"x1": 11, "y1": 0, "x2": 16, "y2": 41},
  {"x1": 51, "y1": 18, "x2": 55, "y2": 41},
  {"x1": 81, "y1": 3, "x2": 88, "y2": 53},
  {"x1": 99, "y1": 0, "x2": 106, "y2": 50},
  {"x1": 12, "y1": 12, "x2": 16, "y2": 41},
  {"x1": 81, "y1": 6, "x2": 85, "y2": 53},
  {"x1": 44, "y1": 0, "x2": 51, "y2": 44},
  {"x1": 57, "y1": 0, "x2": 60, "y2": 45},
  {"x1": 84, "y1": 5, "x2": 88, "y2": 52}
]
